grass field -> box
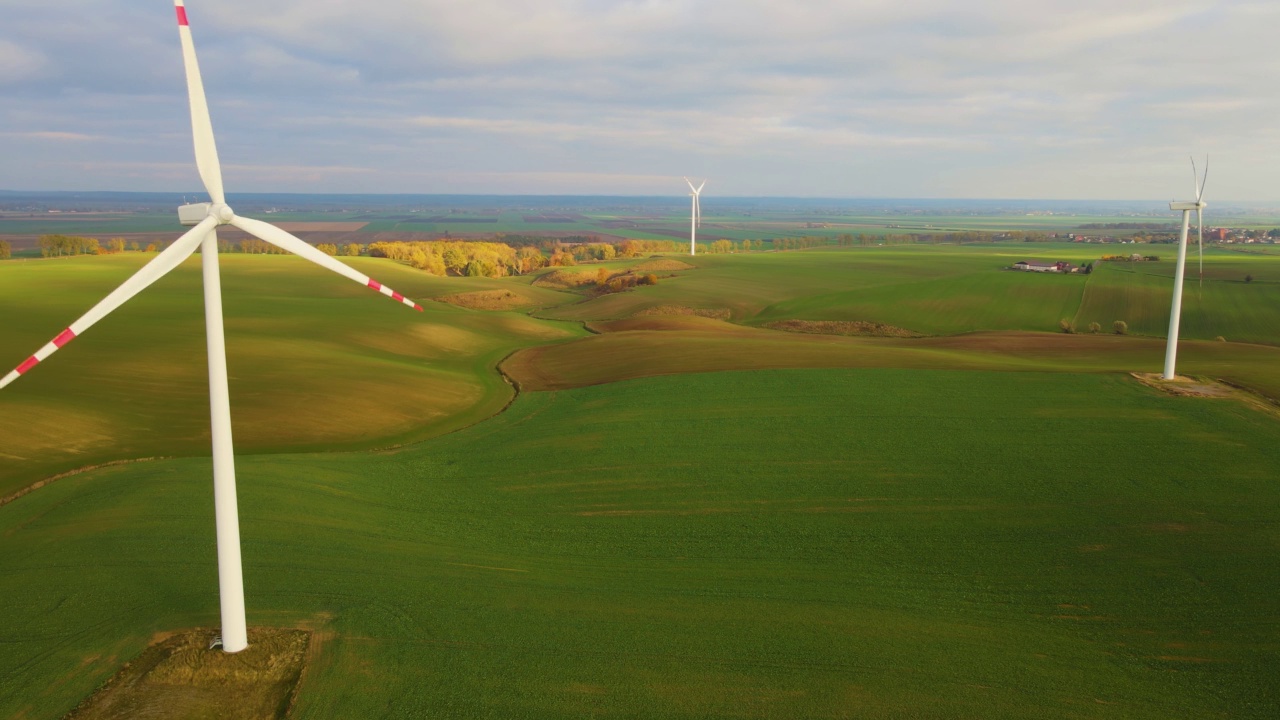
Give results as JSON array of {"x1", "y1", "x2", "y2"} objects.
[
  {"x1": 539, "y1": 245, "x2": 1280, "y2": 347},
  {"x1": 1074, "y1": 260, "x2": 1280, "y2": 344},
  {"x1": 0, "y1": 254, "x2": 582, "y2": 498},
  {"x1": 502, "y1": 319, "x2": 1280, "y2": 401},
  {"x1": 2, "y1": 369, "x2": 1279, "y2": 718},
  {"x1": 2, "y1": 243, "x2": 1280, "y2": 718}
]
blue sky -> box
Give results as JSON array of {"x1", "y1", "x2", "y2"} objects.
[{"x1": 1, "y1": 0, "x2": 1276, "y2": 199}]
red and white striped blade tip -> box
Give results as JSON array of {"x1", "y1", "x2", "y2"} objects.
[
  {"x1": 365, "y1": 279, "x2": 423, "y2": 311},
  {"x1": 1, "y1": 328, "x2": 77, "y2": 389}
]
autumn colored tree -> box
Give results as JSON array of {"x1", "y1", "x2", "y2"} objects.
[
  {"x1": 39, "y1": 235, "x2": 101, "y2": 257},
  {"x1": 238, "y1": 238, "x2": 284, "y2": 254},
  {"x1": 517, "y1": 246, "x2": 546, "y2": 273},
  {"x1": 0, "y1": 240, "x2": 9, "y2": 259},
  {"x1": 316, "y1": 243, "x2": 339, "y2": 256},
  {"x1": 442, "y1": 247, "x2": 468, "y2": 274}
]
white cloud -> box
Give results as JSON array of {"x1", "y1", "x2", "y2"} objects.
[
  {"x1": 2, "y1": 0, "x2": 1279, "y2": 198},
  {"x1": 0, "y1": 40, "x2": 47, "y2": 84}
]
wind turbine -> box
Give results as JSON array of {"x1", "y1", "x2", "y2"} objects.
[
  {"x1": 684, "y1": 177, "x2": 705, "y2": 256},
  {"x1": 0, "y1": 0, "x2": 424, "y2": 653},
  {"x1": 1162, "y1": 157, "x2": 1208, "y2": 380}
]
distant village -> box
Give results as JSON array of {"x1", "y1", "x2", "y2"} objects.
[{"x1": 1055, "y1": 227, "x2": 1280, "y2": 245}]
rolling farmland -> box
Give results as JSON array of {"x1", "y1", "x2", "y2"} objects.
[{"x1": 2, "y1": 237, "x2": 1280, "y2": 718}]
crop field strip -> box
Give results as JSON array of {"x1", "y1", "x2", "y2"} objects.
[{"x1": 2, "y1": 242, "x2": 1279, "y2": 718}]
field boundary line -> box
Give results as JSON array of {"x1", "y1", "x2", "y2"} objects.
[
  {"x1": 1070, "y1": 258, "x2": 1100, "y2": 329},
  {"x1": 1, "y1": 456, "x2": 170, "y2": 509}
]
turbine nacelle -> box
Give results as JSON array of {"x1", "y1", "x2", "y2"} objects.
[
  {"x1": 177, "y1": 202, "x2": 234, "y2": 226},
  {"x1": 177, "y1": 202, "x2": 212, "y2": 226},
  {"x1": 1169, "y1": 201, "x2": 1206, "y2": 211}
]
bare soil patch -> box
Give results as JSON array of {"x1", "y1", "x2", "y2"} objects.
[
  {"x1": 435, "y1": 290, "x2": 534, "y2": 311},
  {"x1": 633, "y1": 305, "x2": 732, "y2": 320},
  {"x1": 1132, "y1": 372, "x2": 1280, "y2": 418},
  {"x1": 766, "y1": 319, "x2": 923, "y2": 338},
  {"x1": 64, "y1": 628, "x2": 309, "y2": 720},
  {"x1": 1131, "y1": 373, "x2": 1235, "y2": 398}
]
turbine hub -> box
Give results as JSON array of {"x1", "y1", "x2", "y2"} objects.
[{"x1": 211, "y1": 203, "x2": 235, "y2": 224}]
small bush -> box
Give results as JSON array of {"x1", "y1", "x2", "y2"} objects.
[
  {"x1": 1215, "y1": 336, "x2": 1226, "y2": 342},
  {"x1": 1245, "y1": 274, "x2": 1253, "y2": 283},
  {"x1": 1058, "y1": 319, "x2": 1074, "y2": 334},
  {"x1": 1113, "y1": 320, "x2": 1128, "y2": 335},
  {"x1": 1088, "y1": 322, "x2": 1102, "y2": 334}
]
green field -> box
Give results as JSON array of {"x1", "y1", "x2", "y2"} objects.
[
  {"x1": 0, "y1": 254, "x2": 582, "y2": 498},
  {"x1": 4, "y1": 370, "x2": 1280, "y2": 718},
  {"x1": 2, "y1": 243, "x2": 1280, "y2": 718}
]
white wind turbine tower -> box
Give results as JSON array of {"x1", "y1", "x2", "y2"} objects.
[
  {"x1": 0, "y1": 0, "x2": 424, "y2": 653},
  {"x1": 684, "y1": 177, "x2": 706, "y2": 256},
  {"x1": 1163, "y1": 157, "x2": 1208, "y2": 380}
]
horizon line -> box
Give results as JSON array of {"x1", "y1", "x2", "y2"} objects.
[{"x1": 5, "y1": 189, "x2": 1280, "y2": 205}]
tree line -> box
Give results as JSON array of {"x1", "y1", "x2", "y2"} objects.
[
  {"x1": 316, "y1": 243, "x2": 363, "y2": 257},
  {"x1": 364, "y1": 238, "x2": 689, "y2": 277},
  {"x1": 38, "y1": 235, "x2": 163, "y2": 257},
  {"x1": 368, "y1": 240, "x2": 524, "y2": 277}
]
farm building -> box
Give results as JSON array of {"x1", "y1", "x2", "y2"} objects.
[{"x1": 1011, "y1": 260, "x2": 1073, "y2": 273}]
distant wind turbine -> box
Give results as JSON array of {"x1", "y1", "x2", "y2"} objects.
[
  {"x1": 0, "y1": 0, "x2": 423, "y2": 653},
  {"x1": 1162, "y1": 157, "x2": 1208, "y2": 380},
  {"x1": 684, "y1": 177, "x2": 706, "y2": 256}
]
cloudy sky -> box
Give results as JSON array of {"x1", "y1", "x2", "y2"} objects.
[{"x1": 1, "y1": 0, "x2": 1276, "y2": 199}]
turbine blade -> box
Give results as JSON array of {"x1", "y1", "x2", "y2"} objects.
[
  {"x1": 1190, "y1": 156, "x2": 1198, "y2": 201},
  {"x1": 684, "y1": 177, "x2": 697, "y2": 192},
  {"x1": 1198, "y1": 208, "x2": 1204, "y2": 289},
  {"x1": 695, "y1": 194, "x2": 702, "y2": 228},
  {"x1": 0, "y1": 216, "x2": 217, "y2": 389},
  {"x1": 175, "y1": 1, "x2": 225, "y2": 205},
  {"x1": 696, "y1": 180, "x2": 706, "y2": 194},
  {"x1": 1198, "y1": 155, "x2": 1209, "y2": 202},
  {"x1": 229, "y1": 216, "x2": 423, "y2": 311}
]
